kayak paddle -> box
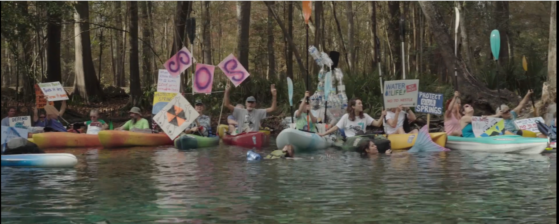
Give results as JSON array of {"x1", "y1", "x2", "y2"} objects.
[
  {"x1": 324, "y1": 71, "x2": 332, "y2": 124},
  {"x1": 287, "y1": 77, "x2": 294, "y2": 125},
  {"x1": 490, "y1": 29, "x2": 501, "y2": 110},
  {"x1": 523, "y1": 55, "x2": 538, "y2": 116},
  {"x1": 454, "y1": 6, "x2": 460, "y2": 91}
]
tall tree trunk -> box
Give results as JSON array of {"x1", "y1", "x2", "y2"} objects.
[
  {"x1": 237, "y1": 1, "x2": 251, "y2": 69},
  {"x1": 73, "y1": 1, "x2": 103, "y2": 103},
  {"x1": 202, "y1": 1, "x2": 212, "y2": 64},
  {"x1": 170, "y1": 2, "x2": 192, "y2": 57},
  {"x1": 495, "y1": 2, "x2": 510, "y2": 65},
  {"x1": 547, "y1": 1, "x2": 556, "y2": 91},
  {"x1": 346, "y1": 1, "x2": 354, "y2": 73},
  {"x1": 140, "y1": 1, "x2": 153, "y2": 89},
  {"x1": 418, "y1": 1, "x2": 518, "y2": 113},
  {"x1": 331, "y1": 2, "x2": 349, "y2": 68},
  {"x1": 128, "y1": 1, "x2": 141, "y2": 105},
  {"x1": 287, "y1": 1, "x2": 294, "y2": 79},
  {"x1": 17, "y1": 2, "x2": 34, "y2": 101},
  {"x1": 267, "y1": 1, "x2": 275, "y2": 80},
  {"x1": 113, "y1": 1, "x2": 124, "y2": 87},
  {"x1": 388, "y1": 2, "x2": 401, "y2": 79},
  {"x1": 458, "y1": 2, "x2": 475, "y2": 75},
  {"x1": 46, "y1": 2, "x2": 62, "y2": 83}
]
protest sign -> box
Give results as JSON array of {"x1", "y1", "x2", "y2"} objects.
[
  {"x1": 35, "y1": 84, "x2": 54, "y2": 108},
  {"x1": 153, "y1": 94, "x2": 199, "y2": 140},
  {"x1": 383, "y1": 79, "x2": 419, "y2": 109},
  {"x1": 416, "y1": 92, "x2": 443, "y2": 115},
  {"x1": 38, "y1": 82, "x2": 69, "y2": 101},
  {"x1": 514, "y1": 117, "x2": 545, "y2": 133},
  {"x1": 472, "y1": 116, "x2": 505, "y2": 137},
  {"x1": 9, "y1": 116, "x2": 31, "y2": 128},
  {"x1": 157, "y1": 69, "x2": 181, "y2": 93},
  {"x1": 193, "y1": 64, "x2": 215, "y2": 94},
  {"x1": 152, "y1": 92, "x2": 178, "y2": 114},
  {"x1": 164, "y1": 47, "x2": 192, "y2": 77},
  {"x1": 218, "y1": 53, "x2": 250, "y2": 87},
  {"x1": 1, "y1": 126, "x2": 29, "y2": 152}
]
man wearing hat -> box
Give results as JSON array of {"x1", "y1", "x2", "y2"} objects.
[
  {"x1": 223, "y1": 83, "x2": 277, "y2": 134},
  {"x1": 487, "y1": 90, "x2": 534, "y2": 135},
  {"x1": 118, "y1": 107, "x2": 149, "y2": 131},
  {"x1": 183, "y1": 99, "x2": 212, "y2": 137}
]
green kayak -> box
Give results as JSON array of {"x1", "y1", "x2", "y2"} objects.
[{"x1": 174, "y1": 134, "x2": 220, "y2": 150}]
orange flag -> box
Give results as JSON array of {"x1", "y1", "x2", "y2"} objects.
[{"x1": 303, "y1": 1, "x2": 312, "y2": 24}]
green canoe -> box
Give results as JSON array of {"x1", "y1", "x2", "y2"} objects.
[{"x1": 174, "y1": 134, "x2": 220, "y2": 150}]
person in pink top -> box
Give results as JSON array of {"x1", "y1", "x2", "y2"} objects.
[{"x1": 444, "y1": 91, "x2": 463, "y2": 136}]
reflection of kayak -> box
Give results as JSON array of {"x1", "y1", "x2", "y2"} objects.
[
  {"x1": 447, "y1": 135, "x2": 548, "y2": 154},
  {"x1": 334, "y1": 132, "x2": 447, "y2": 151},
  {"x1": 276, "y1": 128, "x2": 331, "y2": 152},
  {"x1": 1, "y1": 153, "x2": 77, "y2": 168},
  {"x1": 222, "y1": 132, "x2": 270, "y2": 148},
  {"x1": 174, "y1": 134, "x2": 220, "y2": 150},
  {"x1": 98, "y1": 131, "x2": 173, "y2": 148},
  {"x1": 32, "y1": 132, "x2": 101, "y2": 149},
  {"x1": 217, "y1": 124, "x2": 271, "y2": 138}
]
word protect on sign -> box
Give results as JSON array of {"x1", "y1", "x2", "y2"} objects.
[{"x1": 416, "y1": 92, "x2": 443, "y2": 115}]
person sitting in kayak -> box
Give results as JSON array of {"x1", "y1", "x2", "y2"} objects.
[
  {"x1": 43, "y1": 97, "x2": 67, "y2": 132},
  {"x1": 84, "y1": 109, "x2": 109, "y2": 134},
  {"x1": 227, "y1": 104, "x2": 245, "y2": 135},
  {"x1": 265, "y1": 144, "x2": 295, "y2": 159},
  {"x1": 319, "y1": 98, "x2": 385, "y2": 138},
  {"x1": 538, "y1": 112, "x2": 556, "y2": 142},
  {"x1": 184, "y1": 99, "x2": 212, "y2": 137},
  {"x1": 444, "y1": 91, "x2": 463, "y2": 136},
  {"x1": 460, "y1": 103, "x2": 476, "y2": 138},
  {"x1": 117, "y1": 107, "x2": 150, "y2": 131},
  {"x1": 486, "y1": 90, "x2": 534, "y2": 135},
  {"x1": 309, "y1": 93, "x2": 337, "y2": 127},
  {"x1": 223, "y1": 82, "x2": 277, "y2": 134},
  {"x1": 67, "y1": 123, "x2": 87, "y2": 134},
  {"x1": 384, "y1": 105, "x2": 418, "y2": 135},
  {"x1": 294, "y1": 91, "x2": 318, "y2": 132},
  {"x1": 1, "y1": 106, "x2": 17, "y2": 126},
  {"x1": 32, "y1": 107, "x2": 47, "y2": 127}
]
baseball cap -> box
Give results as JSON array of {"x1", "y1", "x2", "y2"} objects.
[
  {"x1": 195, "y1": 99, "x2": 204, "y2": 105},
  {"x1": 129, "y1": 107, "x2": 142, "y2": 115},
  {"x1": 497, "y1": 104, "x2": 511, "y2": 114},
  {"x1": 246, "y1": 96, "x2": 256, "y2": 102}
]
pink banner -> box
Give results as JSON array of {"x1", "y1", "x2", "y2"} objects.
[
  {"x1": 193, "y1": 64, "x2": 215, "y2": 94},
  {"x1": 164, "y1": 47, "x2": 193, "y2": 77},
  {"x1": 218, "y1": 53, "x2": 250, "y2": 87}
]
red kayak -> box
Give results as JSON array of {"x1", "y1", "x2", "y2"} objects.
[{"x1": 222, "y1": 132, "x2": 270, "y2": 148}]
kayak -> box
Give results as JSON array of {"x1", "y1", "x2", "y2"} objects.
[
  {"x1": 98, "y1": 130, "x2": 173, "y2": 148},
  {"x1": 32, "y1": 132, "x2": 101, "y2": 149},
  {"x1": 276, "y1": 128, "x2": 331, "y2": 151},
  {"x1": 447, "y1": 135, "x2": 548, "y2": 154},
  {"x1": 334, "y1": 132, "x2": 447, "y2": 151},
  {"x1": 222, "y1": 132, "x2": 270, "y2": 148},
  {"x1": 174, "y1": 134, "x2": 220, "y2": 150},
  {"x1": 217, "y1": 124, "x2": 271, "y2": 138},
  {"x1": 1, "y1": 153, "x2": 78, "y2": 168}
]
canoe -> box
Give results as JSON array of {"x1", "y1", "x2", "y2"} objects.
[
  {"x1": 174, "y1": 134, "x2": 220, "y2": 150},
  {"x1": 222, "y1": 132, "x2": 270, "y2": 148},
  {"x1": 334, "y1": 132, "x2": 447, "y2": 151},
  {"x1": 1, "y1": 153, "x2": 78, "y2": 168},
  {"x1": 447, "y1": 135, "x2": 548, "y2": 154},
  {"x1": 32, "y1": 132, "x2": 101, "y2": 149},
  {"x1": 98, "y1": 130, "x2": 173, "y2": 148},
  {"x1": 276, "y1": 128, "x2": 331, "y2": 151},
  {"x1": 217, "y1": 124, "x2": 271, "y2": 138}
]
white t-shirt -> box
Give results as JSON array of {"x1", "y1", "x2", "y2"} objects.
[
  {"x1": 335, "y1": 113, "x2": 374, "y2": 137},
  {"x1": 384, "y1": 111, "x2": 406, "y2": 134}
]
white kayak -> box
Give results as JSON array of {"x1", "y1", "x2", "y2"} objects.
[
  {"x1": 276, "y1": 128, "x2": 332, "y2": 152},
  {"x1": 447, "y1": 135, "x2": 548, "y2": 155},
  {"x1": 1, "y1": 153, "x2": 78, "y2": 168}
]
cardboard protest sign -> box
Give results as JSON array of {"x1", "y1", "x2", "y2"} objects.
[
  {"x1": 35, "y1": 84, "x2": 54, "y2": 109},
  {"x1": 218, "y1": 54, "x2": 250, "y2": 87},
  {"x1": 472, "y1": 116, "x2": 505, "y2": 137},
  {"x1": 9, "y1": 116, "x2": 31, "y2": 128},
  {"x1": 44, "y1": 105, "x2": 59, "y2": 116},
  {"x1": 383, "y1": 79, "x2": 419, "y2": 109},
  {"x1": 514, "y1": 117, "x2": 545, "y2": 133},
  {"x1": 157, "y1": 69, "x2": 181, "y2": 93},
  {"x1": 38, "y1": 82, "x2": 69, "y2": 101},
  {"x1": 416, "y1": 92, "x2": 443, "y2": 115},
  {"x1": 193, "y1": 64, "x2": 215, "y2": 94},
  {"x1": 1, "y1": 126, "x2": 29, "y2": 152},
  {"x1": 153, "y1": 94, "x2": 199, "y2": 140},
  {"x1": 152, "y1": 92, "x2": 178, "y2": 114},
  {"x1": 164, "y1": 47, "x2": 193, "y2": 77}
]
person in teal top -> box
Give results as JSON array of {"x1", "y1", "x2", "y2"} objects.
[
  {"x1": 118, "y1": 107, "x2": 150, "y2": 131},
  {"x1": 294, "y1": 91, "x2": 317, "y2": 132},
  {"x1": 486, "y1": 90, "x2": 533, "y2": 135},
  {"x1": 460, "y1": 103, "x2": 476, "y2": 138}
]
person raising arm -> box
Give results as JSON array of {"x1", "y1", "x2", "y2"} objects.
[
  {"x1": 294, "y1": 91, "x2": 318, "y2": 132},
  {"x1": 319, "y1": 98, "x2": 385, "y2": 138}
]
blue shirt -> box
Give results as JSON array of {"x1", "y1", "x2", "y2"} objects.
[
  {"x1": 462, "y1": 123, "x2": 475, "y2": 138},
  {"x1": 45, "y1": 119, "x2": 67, "y2": 132},
  {"x1": 34, "y1": 120, "x2": 46, "y2": 127},
  {"x1": 503, "y1": 111, "x2": 518, "y2": 132}
]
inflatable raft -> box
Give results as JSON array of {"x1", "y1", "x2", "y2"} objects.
[
  {"x1": 98, "y1": 131, "x2": 174, "y2": 148},
  {"x1": 174, "y1": 134, "x2": 220, "y2": 150},
  {"x1": 32, "y1": 132, "x2": 101, "y2": 149},
  {"x1": 447, "y1": 135, "x2": 548, "y2": 154},
  {"x1": 1, "y1": 153, "x2": 78, "y2": 168},
  {"x1": 217, "y1": 124, "x2": 271, "y2": 138},
  {"x1": 276, "y1": 128, "x2": 331, "y2": 152},
  {"x1": 222, "y1": 132, "x2": 270, "y2": 148},
  {"x1": 334, "y1": 132, "x2": 447, "y2": 151}
]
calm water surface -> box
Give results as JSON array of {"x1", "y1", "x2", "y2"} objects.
[{"x1": 1, "y1": 142, "x2": 556, "y2": 223}]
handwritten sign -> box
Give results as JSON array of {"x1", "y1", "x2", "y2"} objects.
[
  {"x1": 514, "y1": 117, "x2": 545, "y2": 133},
  {"x1": 164, "y1": 47, "x2": 192, "y2": 77},
  {"x1": 152, "y1": 92, "x2": 178, "y2": 114},
  {"x1": 1, "y1": 126, "x2": 29, "y2": 153},
  {"x1": 218, "y1": 53, "x2": 250, "y2": 87},
  {"x1": 9, "y1": 116, "x2": 31, "y2": 128},
  {"x1": 35, "y1": 84, "x2": 54, "y2": 109},
  {"x1": 38, "y1": 82, "x2": 69, "y2": 101},
  {"x1": 153, "y1": 94, "x2": 199, "y2": 140},
  {"x1": 383, "y1": 79, "x2": 419, "y2": 109},
  {"x1": 193, "y1": 64, "x2": 215, "y2": 94},
  {"x1": 416, "y1": 92, "x2": 443, "y2": 115},
  {"x1": 157, "y1": 69, "x2": 181, "y2": 93},
  {"x1": 472, "y1": 116, "x2": 505, "y2": 137}
]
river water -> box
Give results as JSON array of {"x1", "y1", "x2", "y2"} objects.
[{"x1": 1, "y1": 143, "x2": 556, "y2": 223}]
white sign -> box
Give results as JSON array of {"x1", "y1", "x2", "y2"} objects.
[
  {"x1": 157, "y1": 69, "x2": 181, "y2": 93},
  {"x1": 153, "y1": 94, "x2": 199, "y2": 140},
  {"x1": 514, "y1": 117, "x2": 545, "y2": 133},
  {"x1": 1, "y1": 126, "x2": 29, "y2": 153},
  {"x1": 9, "y1": 116, "x2": 31, "y2": 128},
  {"x1": 38, "y1": 82, "x2": 69, "y2": 101},
  {"x1": 472, "y1": 116, "x2": 502, "y2": 137},
  {"x1": 383, "y1": 79, "x2": 419, "y2": 109}
]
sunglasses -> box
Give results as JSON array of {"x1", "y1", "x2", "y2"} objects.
[
  {"x1": 39, "y1": 116, "x2": 45, "y2": 119},
  {"x1": 247, "y1": 101, "x2": 255, "y2": 104}
]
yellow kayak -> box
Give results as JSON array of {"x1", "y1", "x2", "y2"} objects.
[
  {"x1": 217, "y1": 124, "x2": 271, "y2": 138},
  {"x1": 387, "y1": 132, "x2": 447, "y2": 150}
]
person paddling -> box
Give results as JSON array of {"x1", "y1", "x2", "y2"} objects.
[
  {"x1": 444, "y1": 91, "x2": 463, "y2": 136},
  {"x1": 117, "y1": 107, "x2": 150, "y2": 131},
  {"x1": 184, "y1": 99, "x2": 212, "y2": 137},
  {"x1": 294, "y1": 91, "x2": 318, "y2": 132},
  {"x1": 223, "y1": 82, "x2": 277, "y2": 134},
  {"x1": 486, "y1": 90, "x2": 534, "y2": 135},
  {"x1": 319, "y1": 98, "x2": 385, "y2": 138}
]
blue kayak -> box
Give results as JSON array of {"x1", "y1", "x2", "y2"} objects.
[
  {"x1": 1, "y1": 153, "x2": 78, "y2": 168},
  {"x1": 447, "y1": 135, "x2": 548, "y2": 154}
]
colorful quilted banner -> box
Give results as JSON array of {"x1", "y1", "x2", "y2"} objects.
[{"x1": 153, "y1": 94, "x2": 199, "y2": 140}]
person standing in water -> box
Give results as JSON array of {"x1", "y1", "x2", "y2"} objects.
[
  {"x1": 223, "y1": 82, "x2": 277, "y2": 134},
  {"x1": 444, "y1": 91, "x2": 463, "y2": 136},
  {"x1": 319, "y1": 98, "x2": 385, "y2": 138}
]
